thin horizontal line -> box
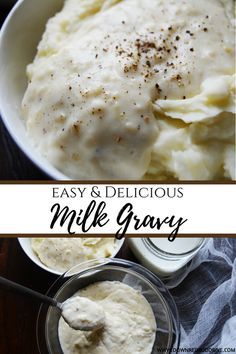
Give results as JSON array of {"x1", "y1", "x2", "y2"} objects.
[
  {"x1": 0, "y1": 181, "x2": 235, "y2": 185},
  {"x1": 0, "y1": 234, "x2": 235, "y2": 238}
]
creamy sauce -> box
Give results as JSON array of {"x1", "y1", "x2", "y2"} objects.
[
  {"x1": 61, "y1": 296, "x2": 105, "y2": 331},
  {"x1": 22, "y1": 0, "x2": 235, "y2": 180},
  {"x1": 58, "y1": 281, "x2": 156, "y2": 354},
  {"x1": 31, "y1": 238, "x2": 116, "y2": 272}
]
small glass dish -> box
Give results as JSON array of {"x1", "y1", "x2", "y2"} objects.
[{"x1": 37, "y1": 258, "x2": 180, "y2": 354}]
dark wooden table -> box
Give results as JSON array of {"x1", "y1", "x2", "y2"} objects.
[
  {"x1": 0, "y1": 4, "x2": 47, "y2": 180},
  {"x1": 0, "y1": 238, "x2": 135, "y2": 354}
]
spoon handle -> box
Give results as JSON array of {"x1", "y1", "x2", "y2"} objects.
[{"x1": 0, "y1": 276, "x2": 58, "y2": 308}]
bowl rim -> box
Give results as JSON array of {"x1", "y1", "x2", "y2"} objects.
[
  {"x1": 17, "y1": 237, "x2": 125, "y2": 276},
  {"x1": 143, "y1": 237, "x2": 207, "y2": 259}
]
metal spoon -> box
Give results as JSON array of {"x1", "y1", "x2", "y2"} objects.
[{"x1": 0, "y1": 276, "x2": 105, "y2": 331}]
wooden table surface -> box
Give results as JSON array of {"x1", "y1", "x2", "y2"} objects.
[{"x1": 0, "y1": 238, "x2": 136, "y2": 354}]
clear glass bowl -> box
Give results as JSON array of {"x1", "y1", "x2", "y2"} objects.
[{"x1": 37, "y1": 258, "x2": 180, "y2": 354}]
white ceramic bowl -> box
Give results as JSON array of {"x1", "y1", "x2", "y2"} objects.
[
  {"x1": 0, "y1": 0, "x2": 66, "y2": 179},
  {"x1": 18, "y1": 237, "x2": 125, "y2": 275}
]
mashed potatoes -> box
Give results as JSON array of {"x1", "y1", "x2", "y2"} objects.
[
  {"x1": 31, "y1": 238, "x2": 116, "y2": 272},
  {"x1": 58, "y1": 281, "x2": 156, "y2": 354},
  {"x1": 22, "y1": 0, "x2": 235, "y2": 180}
]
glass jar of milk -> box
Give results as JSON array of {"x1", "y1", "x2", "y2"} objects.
[{"x1": 128, "y1": 237, "x2": 206, "y2": 281}]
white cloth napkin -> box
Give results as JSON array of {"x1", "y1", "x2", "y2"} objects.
[{"x1": 170, "y1": 238, "x2": 236, "y2": 351}]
